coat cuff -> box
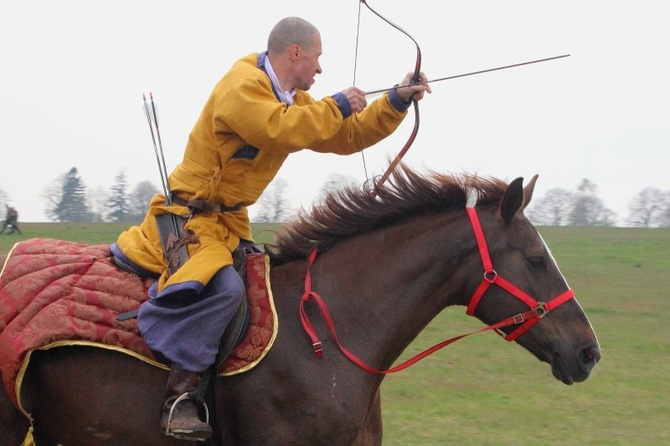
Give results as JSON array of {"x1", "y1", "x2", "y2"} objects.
[
  {"x1": 388, "y1": 87, "x2": 412, "y2": 112},
  {"x1": 331, "y1": 92, "x2": 353, "y2": 119}
]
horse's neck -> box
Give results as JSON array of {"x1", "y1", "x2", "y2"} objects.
[{"x1": 314, "y1": 211, "x2": 474, "y2": 371}]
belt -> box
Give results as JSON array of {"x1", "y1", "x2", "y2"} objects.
[{"x1": 170, "y1": 194, "x2": 243, "y2": 214}]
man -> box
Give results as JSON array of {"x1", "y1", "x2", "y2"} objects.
[
  {"x1": 1, "y1": 205, "x2": 20, "y2": 235},
  {"x1": 112, "y1": 16, "x2": 429, "y2": 441}
]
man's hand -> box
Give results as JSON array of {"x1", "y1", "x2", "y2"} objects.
[
  {"x1": 342, "y1": 86, "x2": 368, "y2": 113},
  {"x1": 395, "y1": 72, "x2": 431, "y2": 103}
]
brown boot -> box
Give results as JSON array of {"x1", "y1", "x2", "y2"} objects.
[{"x1": 161, "y1": 363, "x2": 213, "y2": 441}]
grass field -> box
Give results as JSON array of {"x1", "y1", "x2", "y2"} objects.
[{"x1": 1, "y1": 223, "x2": 669, "y2": 445}]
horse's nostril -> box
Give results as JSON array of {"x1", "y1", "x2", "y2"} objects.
[{"x1": 580, "y1": 345, "x2": 601, "y2": 368}]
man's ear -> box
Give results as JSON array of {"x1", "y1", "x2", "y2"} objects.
[{"x1": 290, "y1": 44, "x2": 301, "y2": 62}]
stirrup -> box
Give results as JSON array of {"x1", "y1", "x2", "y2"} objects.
[{"x1": 164, "y1": 392, "x2": 211, "y2": 440}]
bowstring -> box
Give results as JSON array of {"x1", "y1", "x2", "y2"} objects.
[{"x1": 353, "y1": 0, "x2": 369, "y2": 183}]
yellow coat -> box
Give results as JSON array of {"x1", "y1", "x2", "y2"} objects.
[{"x1": 116, "y1": 52, "x2": 408, "y2": 292}]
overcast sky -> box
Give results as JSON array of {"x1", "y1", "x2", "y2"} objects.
[{"x1": 1, "y1": 1, "x2": 668, "y2": 225}]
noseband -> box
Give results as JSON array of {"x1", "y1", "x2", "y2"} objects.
[{"x1": 465, "y1": 207, "x2": 575, "y2": 342}]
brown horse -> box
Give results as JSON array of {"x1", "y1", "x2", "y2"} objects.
[{"x1": 0, "y1": 167, "x2": 600, "y2": 446}]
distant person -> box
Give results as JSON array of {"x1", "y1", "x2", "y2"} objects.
[
  {"x1": 1, "y1": 205, "x2": 21, "y2": 235},
  {"x1": 111, "y1": 16, "x2": 430, "y2": 441}
]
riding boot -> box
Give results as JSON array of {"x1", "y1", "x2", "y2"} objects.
[{"x1": 160, "y1": 363, "x2": 213, "y2": 441}]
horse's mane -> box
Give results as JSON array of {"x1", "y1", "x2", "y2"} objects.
[{"x1": 265, "y1": 164, "x2": 509, "y2": 264}]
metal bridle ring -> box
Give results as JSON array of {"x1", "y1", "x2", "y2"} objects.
[{"x1": 483, "y1": 270, "x2": 497, "y2": 283}]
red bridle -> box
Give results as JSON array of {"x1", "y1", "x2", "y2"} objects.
[
  {"x1": 299, "y1": 207, "x2": 575, "y2": 374},
  {"x1": 465, "y1": 207, "x2": 575, "y2": 342}
]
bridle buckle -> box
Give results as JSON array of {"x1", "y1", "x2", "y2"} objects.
[{"x1": 534, "y1": 302, "x2": 548, "y2": 317}]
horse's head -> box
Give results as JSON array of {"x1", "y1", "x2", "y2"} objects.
[{"x1": 467, "y1": 176, "x2": 601, "y2": 384}]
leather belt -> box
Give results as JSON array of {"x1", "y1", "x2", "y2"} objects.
[{"x1": 170, "y1": 194, "x2": 243, "y2": 214}]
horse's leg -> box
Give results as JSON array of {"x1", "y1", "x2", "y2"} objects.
[
  {"x1": 24, "y1": 346, "x2": 186, "y2": 446},
  {"x1": 352, "y1": 388, "x2": 383, "y2": 446},
  {"x1": 0, "y1": 376, "x2": 31, "y2": 445}
]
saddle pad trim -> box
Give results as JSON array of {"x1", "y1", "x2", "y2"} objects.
[
  {"x1": 220, "y1": 254, "x2": 278, "y2": 376},
  {"x1": 0, "y1": 241, "x2": 19, "y2": 281}
]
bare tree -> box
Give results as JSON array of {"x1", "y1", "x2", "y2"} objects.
[
  {"x1": 658, "y1": 191, "x2": 670, "y2": 227},
  {"x1": 567, "y1": 179, "x2": 617, "y2": 226},
  {"x1": 627, "y1": 187, "x2": 667, "y2": 227},
  {"x1": 319, "y1": 173, "x2": 358, "y2": 199},
  {"x1": 88, "y1": 186, "x2": 110, "y2": 222},
  {"x1": 42, "y1": 172, "x2": 66, "y2": 221},
  {"x1": 526, "y1": 188, "x2": 573, "y2": 226},
  {"x1": 128, "y1": 181, "x2": 160, "y2": 221},
  {"x1": 253, "y1": 179, "x2": 293, "y2": 223},
  {"x1": 0, "y1": 185, "x2": 9, "y2": 214}
]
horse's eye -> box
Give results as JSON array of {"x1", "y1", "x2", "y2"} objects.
[{"x1": 527, "y1": 256, "x2": 546, "y2": 270}]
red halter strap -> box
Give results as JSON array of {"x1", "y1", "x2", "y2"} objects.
[{"x1": 465, "y1": 207, "x2": 575, "y2": 341}]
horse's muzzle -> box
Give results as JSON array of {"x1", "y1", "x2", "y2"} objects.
[{"x1": 552, "y1": 343, "x2": 601, "y2": 385}]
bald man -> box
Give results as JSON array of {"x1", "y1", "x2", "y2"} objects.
[{"x1": 112, "y1": 16, "x2": 429, "y2": 440}]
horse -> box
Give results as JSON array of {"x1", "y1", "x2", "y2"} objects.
[{"x1": 0, "y1": 167, "x2": 601, "y2": 445}]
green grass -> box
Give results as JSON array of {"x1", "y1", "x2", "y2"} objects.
[
  {"x1": 2, "y1": 224, "x2": 668, "y2": 444},
  {"x1": 0, "y1": 222, "x2": 283, "y2": 255}
]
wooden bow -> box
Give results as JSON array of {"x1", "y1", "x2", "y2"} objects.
[{"x1": 359, "y1": 0, "x2": 423, "y2": 196}]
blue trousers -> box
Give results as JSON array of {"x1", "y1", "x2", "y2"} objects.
[{"x1": 137, "y1": 265, "x2": 244, "y2": 372}]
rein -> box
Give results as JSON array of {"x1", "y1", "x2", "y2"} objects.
[{"x1": 299, "y1": 207, "x2": 575, "y2": 374}]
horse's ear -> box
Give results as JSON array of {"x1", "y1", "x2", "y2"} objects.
[
  {"x1": 522, "y1": 174, "x2": 539, "y2": 210},
  {"x1": 500, "y1": 177, "x2": 525, "y2": 223}
]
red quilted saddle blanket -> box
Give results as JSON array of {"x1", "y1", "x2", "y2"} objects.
[{"x1": 0, "y1": 238, "x2": 277, "y2": 407}]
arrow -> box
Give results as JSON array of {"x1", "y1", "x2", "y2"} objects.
[{"x1": 365, "y1": 54, "x2": 570, "y2": 95}]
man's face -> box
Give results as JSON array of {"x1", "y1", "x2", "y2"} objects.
[{"x1": 293, "y1": 33, "x2": 323, "y2": 91}]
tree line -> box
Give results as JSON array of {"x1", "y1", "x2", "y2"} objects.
[
  {"x1": 526, "y1": 178, "x2": 670, "y2": 227},
  {"x1": 0, "y1": 168, "x2": 669, "y2": 227},
  {"x1": 36, "y1": 167, "x2": 161, "y2": 223}
]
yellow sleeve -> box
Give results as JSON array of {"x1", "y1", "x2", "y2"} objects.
[
  {"x1": 211, "y1": 55, "x2": 408, "y2": 157},
  {"x1": 308, "y1": 93, "x2": 408, "y2": 155},
  {"x1": 214, "y1": 67, "x2": 348, "y2": 154}
]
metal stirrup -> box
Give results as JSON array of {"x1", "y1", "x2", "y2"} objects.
[{"x1": 165, "y1": 392, "x2": 210, "y2": 437}]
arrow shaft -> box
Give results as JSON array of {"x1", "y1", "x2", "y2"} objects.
[{"x1": 366, "y1": 54, "x2": 570, "y2": 95}]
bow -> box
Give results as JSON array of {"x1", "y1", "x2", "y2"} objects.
[{"x1": 358, "y1": 0, "x2": 423, "y2": 195}]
